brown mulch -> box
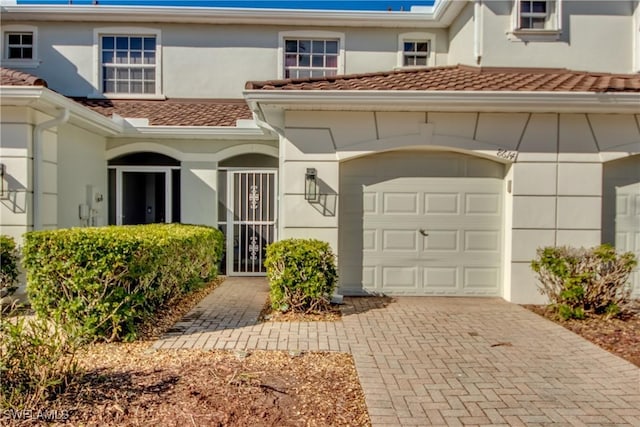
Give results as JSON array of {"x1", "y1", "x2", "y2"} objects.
[
  {"x1": 524, "y1": 304, "x2": 640, "y2": 367},
  {"x1": 2, "y1": 277, "x2": 370, "y2": 426},
  {"x1": 258, "y1": 300, "x2": 342, "y2": 322}
]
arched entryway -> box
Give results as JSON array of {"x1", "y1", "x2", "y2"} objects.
[
  {"x1": 217, "y1": 153, "x2": 279, "y2": 275},
  {"x1": 108, "y1": 152, "x2": 181, "y2": 225},
  {"x1": 339, "y1": 150, "x2": 506, "y2": 296}
]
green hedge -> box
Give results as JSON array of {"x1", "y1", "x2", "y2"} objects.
[
  {"x1": 265, "y1": 238, "x2": 337, "y2": 313},
  {"x1": 23, "y1": 224, "x2": 224, "y2": 341}
]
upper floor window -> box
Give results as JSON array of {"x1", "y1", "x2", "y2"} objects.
[
  {"x1": 6, "y1": 32, "x2": 33, "y2": 60},
  {"x1": 284, "y1": 38, "x2": 339, "y2": 79},
  {"x1": 1, "y1": 25, "x2": 38, "y2": 67},
  {"x1": 101, "y1": 35, "x2": 156, "y2": 94},
  {"x1": 402, "y1": 41, "x2": 429, "y2": 67},
  {"x1": 512, "y1": 0, "x2": 562, "y2": 34},
  {"x1": 278, "y1": 31, "x2": 345, "y2": 79},
  {"x1": 397, "y1": 32, "x2": 436, "y2": 68},
  {"x1": 92, "y1": 27, "x2": 162, "y2": 99},
  {"x1": 519, "y1": 1, "x2": 548, "y2": 29}
]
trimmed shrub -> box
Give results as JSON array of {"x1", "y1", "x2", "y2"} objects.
[
  {"x1": 23, "y1": 224, "x2": 224, "y2": 341},
  {"x1": 531, "y1": 244, "x2": 637, "y2": 319},
  {"x1": 0, "y1": 235, "x2": 20, "y2": 300},
  {"x1": 0, "y1": 315, "x2": 79, "y2": 410},
  {"x1": 265, "y1": 238, "x2": 337, "y2": 313}
]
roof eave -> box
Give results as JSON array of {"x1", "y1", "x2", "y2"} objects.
[
  {"x1": 118, "y1": 125, "x2": 273, "y2": 140},
  {"x1": 0, "y1": 1, "x2": 465, "y2": 28},
  {"x1": 0, "y1": 86, "x2": 123, "y2": 135},
  {"x1": 243, "y1": 90, "x2": 640, "y2": 114}
]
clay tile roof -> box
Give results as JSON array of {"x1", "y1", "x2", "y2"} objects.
[
  {"x1": 0, "y1": 67, "x2": 47, "y2": 87},
  {"x1": 72, "y1": 98, "x2": 253, "y2": 127},
  {"x1": 245, "y1": 65, "x2": 640, "y2": 93}
]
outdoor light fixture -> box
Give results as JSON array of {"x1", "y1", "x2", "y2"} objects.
[{"x1": 305, "y1": 168, "x2": 318, "y2": 201}]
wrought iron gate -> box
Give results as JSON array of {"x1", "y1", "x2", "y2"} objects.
[{"x1": 228, "y1": 171, "x2": 277, "y2": 275}]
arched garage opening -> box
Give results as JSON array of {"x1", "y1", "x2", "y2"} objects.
[
  {"x1": 602, "y1": 155, "x2": 640, "y2": 297},
  {"x1": 108, "y1": 152, "x2": 181, "y2": 225},
  {"x1": 339, "y1": 150, "x2": 506, "y2": 296}
]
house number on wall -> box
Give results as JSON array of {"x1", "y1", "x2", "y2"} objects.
[{"x1": 496, "y1": 149, "x2": 518, "y2": 161}]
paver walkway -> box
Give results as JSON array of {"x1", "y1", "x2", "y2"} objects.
[{"x1": 155, "y1": 278, "x2": 640, "y2": 426}]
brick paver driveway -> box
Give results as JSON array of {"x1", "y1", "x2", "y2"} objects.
[{"x1": 155, "y1": 278, "x2": 640, "y2": 426}]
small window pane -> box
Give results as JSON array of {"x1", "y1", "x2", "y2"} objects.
[
  {"x1": 284, "y1": 54, "x2": 296, "y2": 66},
  {"x1": 326, "y1": 41, "x2": 338, "y2": 54},
  {"x1": 130, "y1": 37, "x2": 142, "y2": 50},
  {"x1": 144, "y1": 37, "x2": 156, "y2": 50},
  {"x1": 531, "y1": 17, "x2": 546, "y2": 28},
  {"x1": 532, "y1": 1, "x2": 546, "y2": 13},
  {"x1": 130, "y1": 68, "x2": 143, "y2": 80},
  {"x1": 521, "y1": 1, "x2": 531, "y2": 13},
  {"x1": 144, "y1": 52, "x2": 156, "y2": 65},
  {"x1": 23, "y1": 48, "x2": 32, "y2": 59},
  {"x1": 116, "y1": 68, "x2": 129, "y2": 79},
  {"x1": 116, "y1": 36, "x2": 128, "y2": 49},
  {"x1": 299, "y1": 40, "x2": 311, "y2": 52},
  {"x1": 102, "y1": 36, "x2": 114, "y2": 49},
  {"x1": 298, "y1": 54, "x2": 310, "y2": 67},
  {"x1": 102, "y1": 51, "x2": 114, "y2": 64},
  {"x1": 415, "y1": 56, "x2": 427, "y2": 66},
  {"x1": 404, "y1": 42, "x2": 414, "y2": 52},
  {"x1": 103, "y1": 66, "x2": 115, "y2": 79},
  {"x1": 104, "y1": 81, "x2": 115, "y2": 93},
  {"x1": 130, "y1": 81, "x2": 143, "y2": 93},
  {"x1": 116, "y1": 50, "x2": 128, "y2": 64},
  {"x1": 312, "y1": 56, "x2": 323, "y2": 67},
  {"x1": 116, "y1": 81, "x2": 129, "y2": 92},
  {"x1": 325, "y1": 56, "x2": 337, "y2": 68},
  {"x1": 143, "y1": 69, "x2": 155, "y2": 80},
  {"x1": 416, "y1": 42, "x2": 429, "y2": 52},
  {"x1": 130, "y1": 51, "x2": 142, "y2": 64},
  {"x1": 285, "y1": 40, "x2": 297, "y2": 53},
  {"x1": 8, "y1": 34, "x2": 20, "y2": 44},
  {"x1": 8, "y1": 47, "x2": 21, "y2": 59},
  {"x1": 22, "y1": 34, "x2": 33, "y2": 44},
  {"x1": 144, "y1": 81, "x2": 155, "y2": 93},
  {"x1": 312, "y1": 40, "x2": 324, "y2": 53},
  {"x1": 298, "y1": 69, "x2": 310, "y2": 78}
]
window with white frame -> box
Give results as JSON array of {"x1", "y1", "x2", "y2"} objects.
[
  {"x1": 6, "y1": 32, "x2": 33, "y2": 60},
  {"x1": 284, "y1": 38, "x2": 339, "y2": 79},
  {"x1": 513, "y1": 0, "x2": 561, "y2": 33},
  {"x1": 397, "y1": 32, "x2": 436, "y2": 68},
  {"x1": 1, "y1": 25, "x2": 38, "y2": 67},
  {"x1": 101, "y1": 35, "x2": 157, "y2": 94},
  {"x1": 402, "y1": 40, "x2": 429, "y2": 67}
]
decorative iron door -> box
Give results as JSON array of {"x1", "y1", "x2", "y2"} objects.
[{"x1": 228, "y1": 171, "x2": 277, "y2": 275}]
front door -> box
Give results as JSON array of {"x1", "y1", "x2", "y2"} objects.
[
  {"x1": 227, "y1": 171, "x2": 277, "y2": 275},
  {"x1": 110, "y1": 167, "x2": 174, "y2": 225}
]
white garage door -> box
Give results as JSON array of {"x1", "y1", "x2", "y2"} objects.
[
  {"x1": 340, "y1": 151, "x2": 504, "y2": 296},
  {"x1": 615, "y1": 181, "x2": 640, "y2": 296}
]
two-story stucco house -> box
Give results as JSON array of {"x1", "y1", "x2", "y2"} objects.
[{"x1": 1, "y1": 0, "x2": 639, "y2": 303}]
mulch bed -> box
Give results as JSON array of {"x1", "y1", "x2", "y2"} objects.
[
  {"x1": 3, "y1": 277, "x2": 370, "y2": 426},
  {"x1": 524, "y1": 304, "x2": 640, "y2": 367},
  {"x1": 258, "y1": 300, "x2": 342, "y2": 323}
]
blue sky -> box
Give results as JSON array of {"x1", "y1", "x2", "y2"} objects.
[{"x1": 17, "y1": 0, "x2": 436, "y2": 11}]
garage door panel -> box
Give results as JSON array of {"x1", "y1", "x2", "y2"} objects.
[
  {"x1": 423, "y1": 267, "x2": 458, "y2": 289},
  {"x1": 464, "y1": 230, "x2": 500, "y2": 252},
  {"x1": 362, "y1": 267, "x2": 376, "y2": 288},
  {"x1": 424, "y1": 230, "x2": 459, "y2": 251},
  {"x1": 425, "y1": 193, "x2": 460, "y2": 215},
  {"x1": 463, "y1": 267, "x2": 500, "y2": 291},
  {"x1": 363, "y1": 229, "x2": 377, "y2": 251},
  {"x1": 465, "y1": 193, "x2": 501, "y2": 215},
  {"x1": 363, "y1": 193, "x2": 377, "y2": 214},
  {"x1": 382, "y1": 229, "x2": 418, "y2": 251},
  {"x1": 383, "y1": 192, "x2": 418, "y2": 214},
  {"x1": 382, "y1": 266, "x2": 418, "y2": 289}
]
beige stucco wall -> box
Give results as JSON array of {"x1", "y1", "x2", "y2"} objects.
[
  {"x1": 281, "y1": 110, "x2": 640, "y2": 303},
  {"x1": 57, "y1": 123, "x2": 108, "y2": 228}
]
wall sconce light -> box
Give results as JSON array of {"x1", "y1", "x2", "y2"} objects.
[{"x1": 305, "y1": 168, "x2": 318, "y2": 201}]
